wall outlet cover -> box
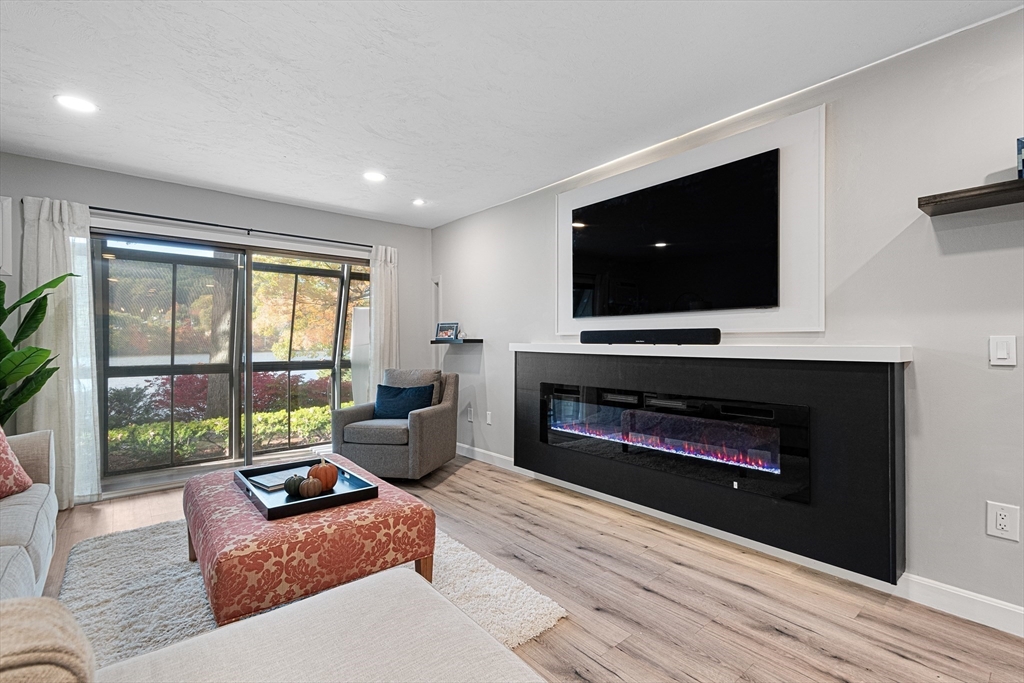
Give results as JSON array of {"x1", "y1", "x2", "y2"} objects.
[
  {"x1": 468, "y1": 406, "x2": 473, "y2": 422},
  {"x1": 987, "y1": 501, "x2": 1020, "y2": 541}
]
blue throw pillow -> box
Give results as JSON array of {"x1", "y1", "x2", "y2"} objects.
[{"x1": 374, "y1": 384, "x2": 434, "y2": 419}]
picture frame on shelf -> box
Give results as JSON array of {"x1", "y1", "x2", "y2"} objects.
[{"x1": 435, "y1": 322, "x2": 459, "y2": 340}]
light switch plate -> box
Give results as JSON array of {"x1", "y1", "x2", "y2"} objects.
[{"x1": 989, "y1": 336, "x2": 1016, "y2": 366}]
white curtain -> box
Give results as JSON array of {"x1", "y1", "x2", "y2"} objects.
[
  {"x1": 368, "y1": 245, "x2": 399, "y2": 400},
  {"x1": 20, "y1": 197, "x2": 101, "y2": 508}
]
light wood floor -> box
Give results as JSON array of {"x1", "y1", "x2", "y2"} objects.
[{"x1": 47, "y1": 456, "x2": 1023, "y2": 683}]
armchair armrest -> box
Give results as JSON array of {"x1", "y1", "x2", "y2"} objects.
[
  {"x1": 7, "y1": 430, "x2": 55, "y2": 486},
  {"x1": 408, "y1": 402, "x2": 457, "y2": 477},
  {"x1": 332, "y1": 403, "x2": 376, "y2": 452}
]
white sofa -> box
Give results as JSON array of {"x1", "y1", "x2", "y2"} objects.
[
  {"x1": 0, "y1": 569, "x2": 545, "y2": 683},
  {"x1": 0, "y1": 430, "x2": 57, "y2": 600}
]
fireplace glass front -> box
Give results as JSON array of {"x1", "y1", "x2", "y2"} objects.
[{"x1": 541, "y1": 384, "x2": 810, "y2": 502}]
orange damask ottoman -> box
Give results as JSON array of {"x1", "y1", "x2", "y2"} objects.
[{"x1": 183, "y1": 454, "x2": 435, "y2": 625}]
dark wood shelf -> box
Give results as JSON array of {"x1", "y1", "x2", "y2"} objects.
[
  {"x1": 918, "y1": 178, "x2": 1024, "y2": 216},
  {"x1": 431, "y1": 338, "x2": 483, "y2": 344}
]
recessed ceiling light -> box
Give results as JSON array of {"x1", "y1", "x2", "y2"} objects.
[
  {"x1": 412, "y1": 198, "x2": 425, "y2": 206},
  {"x1": 571, "y1": 222, "x2": 586, "y2": 228},
  {"x1": 363, "y1": 171, "x2": 386, "y2": 182},
  {"x1": 54, "y1": 95, "x2": 98, "y2": 113},
  {"x1": 654, "y1": 242, "x2": 667, "y2": 247}
]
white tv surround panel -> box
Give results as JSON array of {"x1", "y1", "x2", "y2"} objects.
[{"x1": 556, "y1": 105, "x2": 825, "y2": 335}]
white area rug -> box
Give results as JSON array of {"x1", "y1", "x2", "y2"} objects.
[{"x1": 59, "y1": 519, "x2": 565, "y2": 667}]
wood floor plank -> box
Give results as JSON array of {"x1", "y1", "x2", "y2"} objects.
[
  {"x1": 856, "y1": 601, "x2": 1023, "y2": 682},
  {"x1": 736, "y1": 662, "x2": 820, "y2": 683},
  {"x1": 612, "y1": 630, "x2": 750, "y2": 683},
  {"x1": 642, "y1": 543, "x2": 868, "y2": 620},
  {"x1": 44, "y1": 457, "x2": 1023, "y2": 683},
  {"x1": 597, "y1": 640, "x2": 705, "y2": 683},
  {"x1": 516, "y1": 617, "x2": 631, "y2": 683}
]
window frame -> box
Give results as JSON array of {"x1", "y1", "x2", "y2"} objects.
[{"x1": 92, "y1": 229, "x2": 369, "y2": 479}]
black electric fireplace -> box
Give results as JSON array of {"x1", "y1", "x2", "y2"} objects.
[
  {"x1": 515, "y1": 352, "x2": 906, "y2": 584},
  {"x1": 541, "y1": 384, "x2": 810, "y2": 502}
]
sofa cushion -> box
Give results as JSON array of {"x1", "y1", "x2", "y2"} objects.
[
  {"x1": 374, "y1": 385, "x2": 433, "y2": 420},
  {"x1": 344, "y1": 419, "x2": 410, "y2": 445},
  {"x1": 96, "y1": 569, "x2": 544, "y2": 683},
  {"x1": 0, "y1": 483, "x2": 58, "y2": 580},
  {"x1": 384, "y1": 368, "x2": 442, "y2": 405},
  {"x1": 0, "y1": 596, "x2": 95, "y2": 683},
  {"x1": 0, "y1": 428, "x2": 33, "y2": 499},
  {"x1": 0, "y1": 546, "x2": 37, "y2": 600}
]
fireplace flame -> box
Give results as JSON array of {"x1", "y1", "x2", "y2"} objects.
[{"x1": 551, "y1": 421, "x2": 781, "y2": 474}]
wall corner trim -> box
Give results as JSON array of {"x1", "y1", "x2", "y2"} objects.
[{"x1": 455, "y1": 442, "x2": 1023, "y2": 637}]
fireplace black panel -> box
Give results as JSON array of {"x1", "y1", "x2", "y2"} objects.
[{"x1": 515, "y1": 352, "x2": 905, "y2": 584}]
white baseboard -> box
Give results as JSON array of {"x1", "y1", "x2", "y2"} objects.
[
  {"x1": 455, "y1": 442, "x2": 1024, "y2": 637},
  {"x1": 892, "y1": 574, "x2": 1023, "y2": 637}
]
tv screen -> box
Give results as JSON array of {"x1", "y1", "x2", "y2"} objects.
[{"x1": 572, "y1": 148, "x2": 780, "y2": 319}]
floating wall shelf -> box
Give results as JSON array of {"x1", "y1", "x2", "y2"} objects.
[
  {"x1": 918, "y1": 178, "x2": 1024, "y2": 217},
  {"x1": 431, "y1": 338, "x2": 483, "y2": 344}
]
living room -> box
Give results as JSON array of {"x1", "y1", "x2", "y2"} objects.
[{"x1": 0, "y1": 2, "x2": 1022, "y2": 682}]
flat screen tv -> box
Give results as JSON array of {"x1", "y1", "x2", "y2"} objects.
[{"x1": 572, "y1": 148, "x2": 780, "y2": 319}]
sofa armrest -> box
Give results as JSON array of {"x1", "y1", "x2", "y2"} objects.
[
  {"x1": 331, "y1": 403, "x2": 376, "y2": 452},
  {"x1": 7, "y1": 430, "x2": 55, "y2": 486}
]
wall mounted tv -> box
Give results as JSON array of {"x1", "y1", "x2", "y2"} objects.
[{"x1": 572, "y1": 148, "x2": 780, "y2": 319}]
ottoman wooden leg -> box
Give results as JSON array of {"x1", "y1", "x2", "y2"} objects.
[
  {"x1": 415, "y1": 555, "x2": 433, "y2": 582},
  {"x1": 188, "y1": 527, "x2": 197, "y2": 562}
]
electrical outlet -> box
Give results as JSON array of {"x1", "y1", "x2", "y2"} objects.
[
  {"x1": 467, "y1": 406, "x2": 473, "y2": 423},
  {"x1": 486, "y1": 411, "x2": 492, "y2": 425},
  {"x1": 987, "y1": 501, "x2": 1020, "y2": 541}
]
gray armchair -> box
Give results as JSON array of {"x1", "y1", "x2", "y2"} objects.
[{"x1": 332, "y1": 369, "x2": 459, "y2": 479}]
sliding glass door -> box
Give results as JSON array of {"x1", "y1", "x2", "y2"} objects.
[{"x1": 92, "y1": 234, "x2": 367, "y2": 479}]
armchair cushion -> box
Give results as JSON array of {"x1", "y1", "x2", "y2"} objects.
[
  {"x1": 344, "y1": 419, "x2": 410, "y2": 445},
  {"x1": 374, "y1": 384, "x2": 434, "y2": 419},
  {"x1": 384, "y1": 368, "x2": 442, "y2": 405},
  {"x1": 0, "y1": 429, "x2": 33, "y2": 499}
]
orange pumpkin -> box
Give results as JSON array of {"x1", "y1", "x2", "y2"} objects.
[
  {"x1": 308, "y1": 458, "x2": 338, "y2": 490},
  {"x1": 298, "y1": 476, "x2": 323, "y2": 498}
]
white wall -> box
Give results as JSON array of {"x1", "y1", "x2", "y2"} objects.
[
  {"x1": 431, "y1": 13, "x2": 1024, "y2": 607},
  {"x1": 0, "y1": 152, "x2": 435, "y2": 413}
]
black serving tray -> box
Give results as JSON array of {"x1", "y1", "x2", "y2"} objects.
[{"x1": 234, "y1": 458, "x2": 378, "y2": 520}]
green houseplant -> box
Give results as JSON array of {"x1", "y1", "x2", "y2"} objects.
[{"x1": 0, "y1": 274, "x2": 75, "y2": 427}]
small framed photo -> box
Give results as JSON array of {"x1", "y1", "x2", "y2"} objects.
[{"x1": 435, "y1": 322, "x2": 459, "y2": 340}]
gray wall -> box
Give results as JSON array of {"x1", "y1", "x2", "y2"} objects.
[
  {"x1": 0, "y1": 152, "x2": 435, "y2": 416},
  {"x1": 431, "y1": 15, "x2": 1024, "y2": 605}
]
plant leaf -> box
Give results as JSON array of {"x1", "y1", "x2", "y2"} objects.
[
  {"x1": 0, "y1": 347, "x2": 50, "y2": 387},
  {"x1": 0, "y1": 365, "x2": 58, "y2": 427},
  {"x1": 6, "y1": 273, "x2": 76, "y2": 313},
  {"x1": 0, "y1": 330, "x2": 13, "y2": 361},
  {"x1": 12, "y1": 296, "x2": 48, "y2": 346},
  {"x1": 0, "y1": 280, "x2": 6, "y2": 308}
]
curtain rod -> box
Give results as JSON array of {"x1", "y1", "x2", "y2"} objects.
[{"x1": 89, "y1": 206, "x2": 374, "y2": 250}]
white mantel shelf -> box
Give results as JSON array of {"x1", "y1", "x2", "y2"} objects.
[{"x1": 509, "y1": 343, "x2": 913, "y2": 363}]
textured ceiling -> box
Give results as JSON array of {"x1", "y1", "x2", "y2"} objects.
[{"x1": 0, "y1": 1, "x2": 1019, "y2": 229}]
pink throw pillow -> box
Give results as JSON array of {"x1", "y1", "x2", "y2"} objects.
[{"x1": 0, "y1": 428, "x2": 33, "y2": 499}]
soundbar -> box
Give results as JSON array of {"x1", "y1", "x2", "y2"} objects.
[{"x1": 580, "y1": 328, "x2": 721, "y2": 345}]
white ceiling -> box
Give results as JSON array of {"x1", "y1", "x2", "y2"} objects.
[{"x1": 1, "y1": 1, "x2": 1019, "y2": 229}]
